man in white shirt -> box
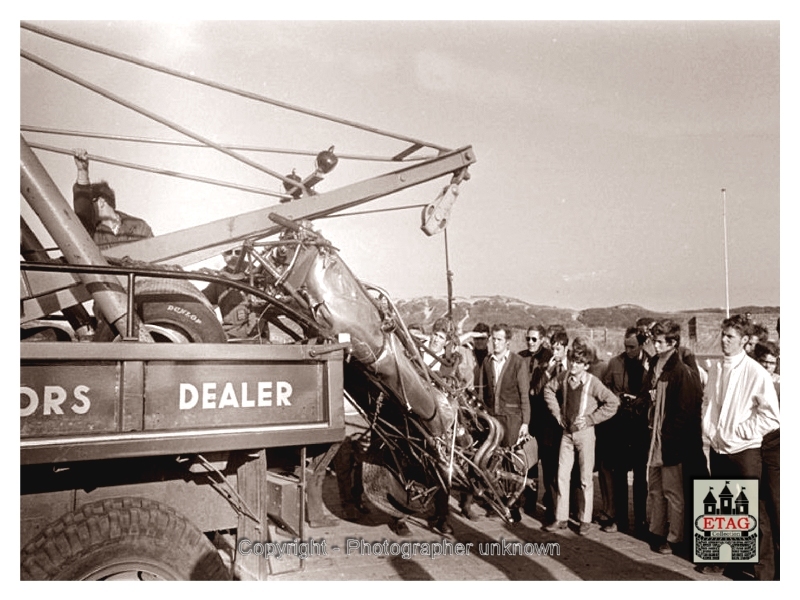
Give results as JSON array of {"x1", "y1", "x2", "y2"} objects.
[
  {"x1": 702, "y1": 315, "x2": 779, "y2": 460},
  {"x1": 701, "y1": 314, "x2": 779, "y2": 579}
]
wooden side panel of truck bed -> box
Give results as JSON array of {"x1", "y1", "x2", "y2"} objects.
[{"x1": 20, "y1": 342, "x2": 345, "y2": 465}]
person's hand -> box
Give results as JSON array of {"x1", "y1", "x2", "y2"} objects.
[
  {"x1": 73, "y1": 148, "x2": 90, "y2": 183},
  {"x1": 73, "y1": 148, "x2": 89, "y2": 167},
  {"x1": 569, "y1": 416, "x2": 587, "y2": 433},
  {"x1": 547, "y1": 356, "x2": 561, "y2": 377},
  {"x1": 517, "y1": 423, "x2": 529, "y2": 442},
  {"x1": 735, "y1": 421, "x2": 753, "y2": 439}
]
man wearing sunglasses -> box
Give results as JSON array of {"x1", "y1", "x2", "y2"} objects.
[{"x1": 518, "y1": 325, "x2": 553, "y2": 517}]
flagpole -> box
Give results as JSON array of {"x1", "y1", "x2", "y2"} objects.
[{"x1": 722, "y1": 188, "x2": 730, "y2": 318}]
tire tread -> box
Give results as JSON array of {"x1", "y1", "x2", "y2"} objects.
[{"x1": 20, "y1": 497, "x2": 229, "y2": 580}]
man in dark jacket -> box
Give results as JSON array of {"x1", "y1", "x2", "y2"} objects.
[
  {"x1": 645, "y1": 320, "x2": 703, "y2": 555},
  {"x1": 468, "y1": 323, "x2": 529, "y2": 522},
  {"x1": 529, "y1": 329, "x2": 569, "y2": 525},
  {"x1": 479, "y1": 323, "x2": 530, "y2": 448},
  {"x1": 600, "y1": 327, "x2": 650, "y2": 536},
  {"x1": 518, "y1": 324, "x2": 553, "y2": 515}
]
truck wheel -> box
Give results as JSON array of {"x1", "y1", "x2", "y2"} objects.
[
  {"x1": 96, "y1": 278, "x2": 226, "y2": 343},
  {"x1": 20, "y1": 497, "x2": 229, "y2": 581}
]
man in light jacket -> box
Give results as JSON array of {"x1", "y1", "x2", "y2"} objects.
[{"x1": 701, "y1": 314, "x2": 779, "y2": 579}]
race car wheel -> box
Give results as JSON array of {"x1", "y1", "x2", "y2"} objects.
[{"x1": 95, "y1": 278, "x2": 226, "y2": 343}]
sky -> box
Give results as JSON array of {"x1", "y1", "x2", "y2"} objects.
[
  {"x1": 8, "y1": 6, "x2": 796, "y2": 590},
  {"x1": 16, "y1": 11, "x2": 788, "y2": 313}
]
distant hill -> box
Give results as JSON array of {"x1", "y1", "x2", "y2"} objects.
[{"x1": 394, "y1": 295, "x2": 780, "y2": 358}]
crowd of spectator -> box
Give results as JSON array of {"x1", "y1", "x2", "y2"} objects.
[{"x1": 395, "y1": 313, "x2": 780, "y2": 580}]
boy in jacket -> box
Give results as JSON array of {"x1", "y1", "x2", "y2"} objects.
[
  {"x1": 645, "y1": 320, "x2": 703, "y2": 555},
  {"x1": 542, "y1": 345, "x2": 619, "y2": 535}
]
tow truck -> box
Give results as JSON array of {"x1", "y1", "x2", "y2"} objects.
[{"x1": 21, "y1": 23, "x2": 528, "y2": 581}]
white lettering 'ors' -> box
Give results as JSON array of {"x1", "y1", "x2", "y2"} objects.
[
  {"x1": 20, "y1": 385, "x2": 91, "y2": 417},
  {"x1": 179, "y1": 381, "x2": 293, "y2": 410}
]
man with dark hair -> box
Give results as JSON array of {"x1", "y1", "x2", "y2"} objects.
[
  {"x1": 423, "y1": 317, "x2": 450, "y2": 370},
  {"x1": 600, "y1": 326, "x2": 650, "y2": 536},
  {"x1": 545, "y1": 330, "x2": 570, "y2": 377},
  {"x1": 638, "y1": 315, "x2": 704, "y2": 385},
  {"x1": 470, "y1": 323, "x2": 530, "y2": 522},
  {"x1": 644, "y1": 320, "x2": 703, "y2": 555},
  {"x1": 544, "y1": 323, "x2": 567, "y2": 352},
  {"x1": 520, "y1": 324, "x2": 550, "y2": 369},
  {"x1": 744, "y1": 322, "x2": 769, "y2": 356},
  {"x1": 635, "y1": 317, "x2": 657, "y2": 357},
  {"x1": 459, "y1": 323, "x2": 489, "y2": 398},
  {"x1": 701, "y1": 314, "x2": 780, "y2": 579},
  {"x1": 569, "y1": 336, "x2": 607, "y2": 520},
  {"x1": 530, "y1": 328, "x2": 569, "y2": 525},
  {"x1": 518, "y1": 324, "x2": 552, "y2": 515},
  {"x1": 543, "y1": 345, "x2": 618, "y2": 535},
  {"x1": 469, "y1": 322, "x2": 491, "y2": 373},
  {"x1": 753, "y1": 340, "x2": 780, "y2": 580},
  {"x1": 423, "y1": 317, "x2": 475, "y2": 392},
  {"x1": 479, "y1": 324, "x2": 530, "y2": 447},
  {"x1": 73, "y1": 148, "x2": 153, "y2": 248}
]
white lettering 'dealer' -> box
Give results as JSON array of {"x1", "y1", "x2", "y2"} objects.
[{"x1": 179, "y1": 381, "x2": 293, "y2": 410}]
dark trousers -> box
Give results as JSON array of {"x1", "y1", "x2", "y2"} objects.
[
  {"x1": 761, "y1": 435, "x2": 780, "y2": 580},
  {"x1": 632, "y1": 460, "x2": 648, "y2": 529},
  {"x1": 709, "y1": 448, "x2": 773, "y2": 580},
  {"x1": 598, "y1": 463, "x2": 632, "y2": 527},
  {"x1": 535, "y1": 431, "x2": 561, "y2": 523},
  {"x1": 597, "y1": 428, "x2": 649, "y2": 530}
]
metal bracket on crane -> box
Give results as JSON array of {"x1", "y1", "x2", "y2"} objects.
[{"x1": 419, "y1": 168, "x2": 470, "y2": 237}]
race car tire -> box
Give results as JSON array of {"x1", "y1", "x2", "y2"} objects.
[{"x1": 95, "y1": 278, "x2": 226, "y2": 343}]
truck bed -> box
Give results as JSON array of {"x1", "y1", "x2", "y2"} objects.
[{"x1": 21, "y1": 342, "x2": 345, "y2": 465}]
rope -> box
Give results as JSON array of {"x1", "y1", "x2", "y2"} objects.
[
  {"x1": 27, "y1": 141, "x2": 290, "y2": 200},
  {"x1": 21, "y1": 22, "x2": 450, "y2": 155},
  {"x1": 20, "y1": 125, "x2": 437, "y2": 163},
  {"x1": 317, "y1": 203, "x2": 427, "y2": 219},
  {"x1": 21, "y1": 48, "x2": 311, "y2": 196}
]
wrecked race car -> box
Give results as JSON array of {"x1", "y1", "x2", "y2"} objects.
[{"x1": 228, "y1": 213, "x2": 531, "y2": 523}]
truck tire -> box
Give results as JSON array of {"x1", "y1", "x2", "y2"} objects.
[
  {"x1": 20, "y1": 497, "x2": 229, "y2": 581},
  {"x1": 96, "y1": 278, "x2": 226, "y2": 343}
]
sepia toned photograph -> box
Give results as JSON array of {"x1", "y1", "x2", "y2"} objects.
[{"x1": 19, "y1": 15, "x2": 782, "y2": 584}]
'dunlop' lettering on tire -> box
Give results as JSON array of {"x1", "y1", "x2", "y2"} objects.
[{"x1": 167, "y1": 305, "x2": 202, "y2": 324}]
